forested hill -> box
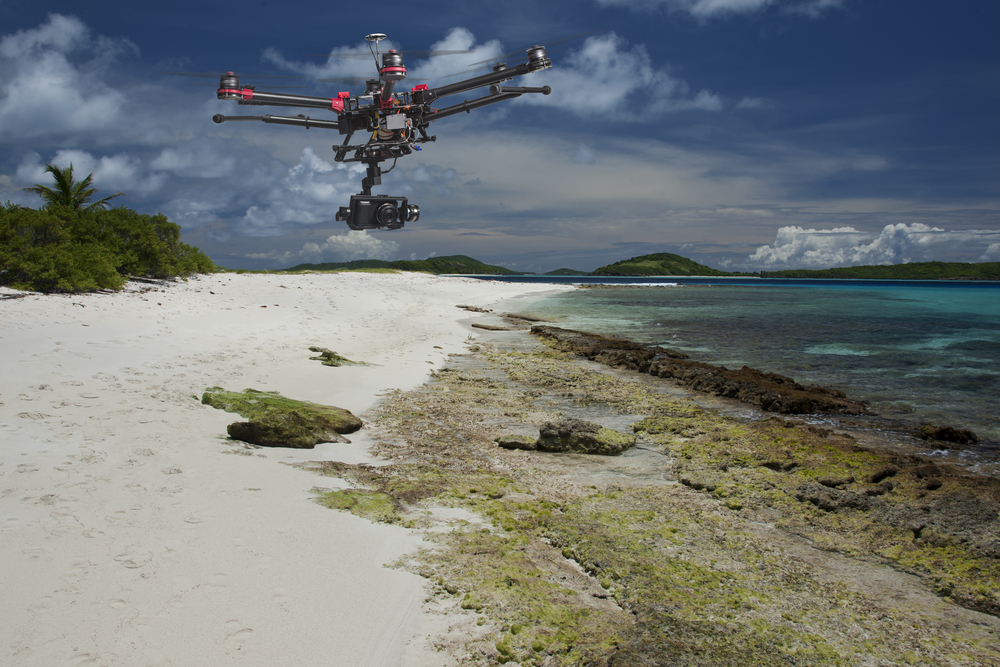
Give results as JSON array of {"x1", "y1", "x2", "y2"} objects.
[
  {"x1": 282, "y1": 255, "x2": 522, "y2": 275},
  {"x1": 591, "y1": 253, "x2": 736, "y2": 276},
  {"x1": 761, "y1": 262, "x2": 1000, "y2": 280}
]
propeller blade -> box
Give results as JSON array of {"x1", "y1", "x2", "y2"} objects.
[
  {"x1": 463, "y1": 29, "x2": 599, "y2": 68},
  {"x1": 308, "y1": 48, "x2": 474, "y2": 59},
  {"x1": 160, "y1": 71, "x2": 300, "y2": 79}
]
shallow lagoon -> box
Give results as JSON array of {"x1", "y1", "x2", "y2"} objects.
[{"x1": 496, "y1": 278, "x2": 1000, "y2": 449}]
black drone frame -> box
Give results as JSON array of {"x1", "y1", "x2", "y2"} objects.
[{"x1": 212, "y1": 35, "x2": 552, "y2": 230}]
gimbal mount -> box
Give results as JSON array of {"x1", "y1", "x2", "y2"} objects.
[{"x1": 213, "y1": 34, "x2": 553, "y2": 230}]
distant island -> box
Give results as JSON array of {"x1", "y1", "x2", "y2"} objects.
[
  {"x1": 281, "y1": 253, "x2": 1000, "y2": 281},
  {"x1": 761, "y1": 261, "x2": 1000, "y2": 281}
]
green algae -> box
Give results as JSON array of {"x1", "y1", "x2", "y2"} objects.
[
  {"x1": 201, "y1": 387, "x2": 362, "y2": 448},
  {"x1": 308, "y1": 346, "x2": 362, "y2": 367},
  {"x1": 299, "y1": 341, "x2": 1000, "y2": 665}
]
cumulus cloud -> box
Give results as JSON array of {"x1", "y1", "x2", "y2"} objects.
[
  {"x1": 238, "y1": 147, "x2": 365, "y2": 236},
  {"x1": 264, "y1": 27, "x2": 503, "y2": 89},
  {"x1": 594, "y1": 0, "x2": 844, "y2": 19},
  {"x1": 746, "y1": 224, "x2": 1000, "y2": 269},
  {"x1": 573, "y1": 143, "x2": 597, "y2": 164},
  {"x1": 252, "y1": 231, "x2": 401, "y2": 266},
  {"x1": 14, "y1": 149, "x2": 166, "y2": 199},
  {"x1": 0, "y1": 14, "x2": 135, "y2": 138},
  {"x1": 518, "y1": 33, "x2": 722, "y2": 119},
  {"x1": 736, "y1": 96, "x2": 773, "y2": 110}
]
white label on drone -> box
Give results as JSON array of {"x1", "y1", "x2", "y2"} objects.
[{"x1": 385, "y1": 114, "x2": 407, "y2": 130}]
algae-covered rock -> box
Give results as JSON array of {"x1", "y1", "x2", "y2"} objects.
[
  {"x1": 536, "y1": 418, "x2": 635, "y2": 455},
  {"x1": 308, "y1": 346, "x2": 359, "y2": 367},
  {"x1": 917, "y1": 423, "x2": 978, "y2": 445},
  {"x1": 202, "y1": 387, "x2": 362, "y2": 448},
  {"x1": 496, "y1": 434, "x2": 538, "y2": 450}
]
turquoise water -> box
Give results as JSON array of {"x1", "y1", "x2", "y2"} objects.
[{"x1": 520, "y1": 282, "x2": 1000, "y2": 444}]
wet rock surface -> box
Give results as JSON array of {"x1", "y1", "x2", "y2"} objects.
[
  {"x1": 536, "y1": 418, "x2": 636, "y2": 455},
  {"x1": 307, "y1": 346, "x2": 361, "y2": 367},
  {"x1": 202, "y1": 387, "x2": 361, "y2": 448},
  {"x1": 531, "y1": 325, "x2": 869, "y2": 416},
  {"x1": 917, "y1": 422, "x2": 979, "y2": 444}
]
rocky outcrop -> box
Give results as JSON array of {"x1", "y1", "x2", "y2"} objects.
[
  {"x1": 531, "y1": 325, "x2": 868, "y2": 416},
  {"x1": 202, "y1": 387, "x2": 362, "y2": 448},
  {"x1": 495, "y1": 434, "x2": 537, "y2": 450},
  {"x1": 536, "y1": 418, "x2": 636, "y2": 455},
  {"x1": 917, "y1": 423, "x2": 979, "y2": 445}
]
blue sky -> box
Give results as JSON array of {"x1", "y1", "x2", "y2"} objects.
[{"x1": 1, "y1": 0, "x2": 997, "y2": 272}]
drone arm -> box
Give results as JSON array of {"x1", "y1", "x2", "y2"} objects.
[
  {"x1": 219, "y1": 87, "x2": 350, "y2": 113},
  {"x1": 413, "y1": 45, "x2": 551, "y2": 105},
  {"x1": 213, "y1": 114, "x2": 339, "y2": 130},
  {"x1": 421, "y1": 91, "x2": 522, "y2": 123}
]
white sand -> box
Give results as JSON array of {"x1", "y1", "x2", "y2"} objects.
[{"x1": 0, "y1": 272, "x2": 569, "y2": 667}]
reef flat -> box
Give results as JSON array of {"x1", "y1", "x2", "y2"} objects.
[{"x1": 304, "y1": 329, "x2": 1000, "y2": 666}]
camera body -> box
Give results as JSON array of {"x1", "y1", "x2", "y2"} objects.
[{"x1": 335, "y1": 195, "x2": 419, "y2": 230}]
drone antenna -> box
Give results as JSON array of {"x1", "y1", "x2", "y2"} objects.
[{"x1": 365, "y1": 33, "x2": 387, "y2": 71}]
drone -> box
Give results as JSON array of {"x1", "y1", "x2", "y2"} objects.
[{"x1": 212, "y1": 33, "x2": 553, "y2": 231}]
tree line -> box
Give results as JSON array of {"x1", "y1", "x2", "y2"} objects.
[{"x1": 1, "y1": 164, "x2": 216, "y2": 292}]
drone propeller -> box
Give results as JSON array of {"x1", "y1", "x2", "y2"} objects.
[
  {"x1": 307, "y1": 48, "x2": 475, "y2": 59},
  {"x1": 463, "y1": 29, "x2": 598, "y2": 69},
  {"x1": 159, "y1": 71, "x2": 299, "y2": 79},
  {"x1": 423, "y1": 29, "x2": 598, "y2": 84}
]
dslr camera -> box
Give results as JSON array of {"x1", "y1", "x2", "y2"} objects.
[{"x1": 336, "y1": 195, "x2": 420, "y2": 231}]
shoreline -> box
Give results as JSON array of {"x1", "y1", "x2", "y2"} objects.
[
  {"x1": 348, "y1": 322, "x2": 1000, "y2": 664},
  {"x1": 0, "y1": 272, "x2": 570, "y2": 667}
]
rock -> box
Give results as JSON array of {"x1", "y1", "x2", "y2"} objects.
[
  {"x1": 818, "y1": 475, "x2": 855, "y2": 488},
  {"x1": 868, "y1": 466, "x2": 898, "y2": 484},
  {"x1": 917, "y1": 423, "x2": 979, "y2": 445},
  {"x1": 308, "y1": 346, "x2": 359, "y2": 367},
  {"x1": 496, "y1": 434, "x2": 537, "y2": 450},
  {"x1": 471, "y1": 323, "x2": 508, "y2": 331},
  {"x1": 794, "y1": 482, "x2": 870, "y2": 512},
  {"x1": 536, "y1": 418, "x2": 636, "y2": 455},
  {"x1": 530, "y1": 325, "x2": 869, "y2": 416},
  {"x1": 202, "y1": 387, "x2": 362, "y2": 449},
  {"x1": 228, "y1": 413, "x2": 351, "y2": 448}
]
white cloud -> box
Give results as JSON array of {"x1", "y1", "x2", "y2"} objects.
[
  {"x1": 0, "y1": 14, "x2": 134, "y2": 138},
  {"x1": 237, "y1": 147, "x2": 365, "y2": 236},
  {"x1": 573, "y1": 143, "x2": 597, "y2": 164},
  {"x1": 14, "y1": 149, "x2": 165, "y2": 198},
  {"x1": 982, "y1": 244, "x2": 1000, "y2": 262},
  {"x1": 736, "y1": 96, "x2": 773, "y2": 110},
  {"x1": 254, "y1": 231, "x2": 401, "y2": 266},
  {"x1": 746, "y1": 223, "x2": 1000, "y2": 268},
  {"x1": 594, "y1": 0, "x2": 844, "y2": 19},
  {"x1": 517, "y1": 33, "x2": 722, "y2": 119}
]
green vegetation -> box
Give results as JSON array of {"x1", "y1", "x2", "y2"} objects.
[
  {"x1": 2, "y1": 164, "x2": 215, "y2": 292},
  {"x1": 544, "y1": 268, "x2": 588, "y2": 276},
  {"x1": 283, "y1": 254, "x2": 524, "y2": 275},
  {"x1": 22, "y1": 163, "x2": 124, "y2": 211},
  {"x1": 761, "y1": 261, "x2": 1000, "y2": 280},
  {"x1": 591, "y1": 252, "x2": 737, "y2": 276}
]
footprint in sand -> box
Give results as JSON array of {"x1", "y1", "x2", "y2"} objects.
[
  {"x1": 208, "y1": 573, "x2": 228, "y2": 592},
  {"x1": 224, "y1": 620, "x2": 254, "y2": 644},
  {"x1": 114, "y1": 549, "x2": 152, "y2": 569},
  {"x1": 61, "y1": 380, "x2": 84, "y2": 386},
  {"x1": 27, "y1": 595, "x2": 55, "y2": 613}
]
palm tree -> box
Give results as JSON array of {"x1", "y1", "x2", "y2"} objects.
[{"x1": 23, "y1": 163, "x2": 124, "y2": 211}]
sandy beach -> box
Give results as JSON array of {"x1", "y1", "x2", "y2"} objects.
[{"x1": 0, "y1": 272, "x2": 568, "y2": 667}]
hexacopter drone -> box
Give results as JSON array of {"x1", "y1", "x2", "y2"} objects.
[{"x1": 211, "y1": 33, "x2": 553, "y2": 231}]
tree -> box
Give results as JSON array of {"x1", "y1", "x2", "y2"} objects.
[{"x1": 22, "y1": 163, "x2": 124, "y2": 211}]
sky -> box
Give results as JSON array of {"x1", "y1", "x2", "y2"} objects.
[{"x1": 1, "y1": 0, "x2": 998, "y2": 272}]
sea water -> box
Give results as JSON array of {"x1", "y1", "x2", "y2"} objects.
[{"x1": 488, "y1": 278, "x2": 1000, "y2": 447}]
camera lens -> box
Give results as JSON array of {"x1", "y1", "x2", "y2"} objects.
[
  {"x1": 375, "y1": 203, "x2": 400, "y2": 226},
  {"x1": 405, "y1": 204, "x2": 420, "y2": 222}
]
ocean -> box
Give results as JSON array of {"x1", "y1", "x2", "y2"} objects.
[{"x1": 479, "y1": 277, "x2": 1000, "y2": 457}]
